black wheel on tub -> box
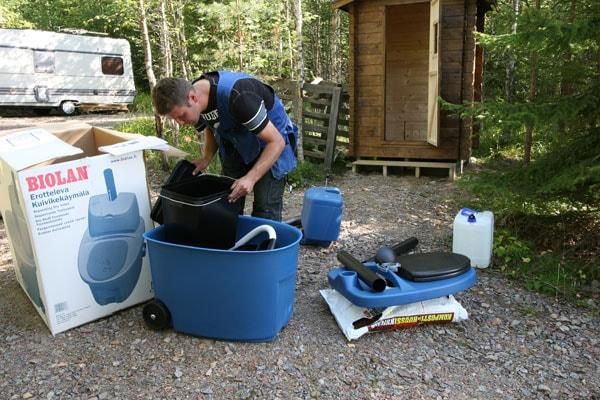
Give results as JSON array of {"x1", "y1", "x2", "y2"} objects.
[{"x1": 143, "y1": 300, "x2": 171, "y2": 330}]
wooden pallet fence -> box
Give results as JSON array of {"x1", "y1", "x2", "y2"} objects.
[{"x1": 271, "y1": 79, "x2": 349, "y2": 171}]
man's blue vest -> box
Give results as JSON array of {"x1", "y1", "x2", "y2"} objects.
[{"x1": 214, "y1": 71, "x2": 298, "y2": 180}]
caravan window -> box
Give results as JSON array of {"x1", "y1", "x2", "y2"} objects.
[
  {"x1": 101, "y1": 56, "x2": 124, "y2": 75},
  {"x1": 34, "y1": 51, "x2": 55, "y2": 73}
]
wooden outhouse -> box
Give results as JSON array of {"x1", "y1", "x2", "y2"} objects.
[{"x1": 334, "y1": 0, "x2": 492, "y2": 175}]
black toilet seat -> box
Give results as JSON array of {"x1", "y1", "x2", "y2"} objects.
[{"x1": 395, "y1": 252, "x2": 471, "y2": 282}]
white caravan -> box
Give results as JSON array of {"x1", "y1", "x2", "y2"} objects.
[{"x1": 0, "y1": 29, "x2": 136, "y2": 114}]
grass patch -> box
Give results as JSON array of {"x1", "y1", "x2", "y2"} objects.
[
  {"x1": 130, "y1": 92, "x2": 154, "y2": 114},
  {"x1": 458, "y1": 129, "x2": 599, "y2": 307},
  {"x1": 288, "y1": 160, "x2": 327, "y2": 189}
]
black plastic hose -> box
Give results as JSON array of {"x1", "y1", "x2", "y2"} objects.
[{"x1": 337, "y1": 251, "x2": 387, "y2": 292}]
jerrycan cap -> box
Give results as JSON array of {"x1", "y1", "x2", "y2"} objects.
[{"x1": 460, "y1": 208, "x2": 477, "y2": 223}]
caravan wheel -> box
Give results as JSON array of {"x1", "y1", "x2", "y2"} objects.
[{"x1": 59, "y1": 101, "x2": 77, "y2": 115}]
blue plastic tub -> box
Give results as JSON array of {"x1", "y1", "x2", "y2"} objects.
[{"x1": 143, "y1": 215, "x2": 302, "y2": 342}]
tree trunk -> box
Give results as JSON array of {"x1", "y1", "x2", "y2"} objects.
[
  {"x1": 505, "y1": 0, "x2": 519, "y2": 102},
  {"x1": 292, "y1": 0, "x2": 305, "y2": 161},
  {"x1": 285, "y1": 0, "x2": 295, "y2": 78},
  {"x1": 139, "y1": 0, "x2": 156, "y2": 88},
  {"x1": 330, "y1": 9, "x2": 341, "y2": 82},
  {"x1": 315, "y1": 20, "x2": 321, "y2": 78},
  {"x1": 160, "y1": 0, "x2": 180, "y2": 149},
  {"x1": 292, "y1": 0, "x2": 305, "y2": 82},
  {"x1": 524, "y1": 0, "x2": 540, "y2": 166},
  {"x1": 558, "y1": 0, "x2": 577, "y2": 134},
  {"x1": 279, "y1": 21, "x2": 284, "y2": 75},
  {"x1": 169, "y1": 0, "x2": 190, "y2": 79},
  {"x1": 139, "y1": 0, "x2": 168, "y2": 170},
  {"x1": 236, "y1": 0, "x2": 243, "y2": 70},
  {"x1": 159, "y1": 0, "x2": 173, "y2": 77}
]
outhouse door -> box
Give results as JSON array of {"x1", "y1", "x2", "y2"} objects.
[{"x1": 384, "y1": 0, "x2": 441, "y2": 146}]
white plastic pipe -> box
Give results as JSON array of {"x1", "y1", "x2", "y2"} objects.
[{"x1": 229, "y1": 224, "x2": 277, "y2": 251}]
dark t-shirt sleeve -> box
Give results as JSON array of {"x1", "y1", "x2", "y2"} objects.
[
  {"x1": 194, "y1": 118, "x2": 208, "y2": 132},
  {"x1": 229, "y1": 79, "x2": 275, "y2": 135}
]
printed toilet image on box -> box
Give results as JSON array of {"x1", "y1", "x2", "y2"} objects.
[
  {"x1": 78, "y1": 168, "x2": 145, "y2": 305},
  {"x1": 0, "y1": 123, "x2": 184, "y2": 334}
]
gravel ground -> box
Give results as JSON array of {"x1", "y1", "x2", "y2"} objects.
[
  {"x1": 1, "y1": 170, "x2": 599, "y2": 400},
  {"x1": 0, "y1": 111, "x2": 143, "y2": 132}
]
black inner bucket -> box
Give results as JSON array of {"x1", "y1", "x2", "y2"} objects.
[
  {"x1": 160, "y1": 174, "x2": 243, "y2": 249},
  {"x1": 150, "y1": 159, "x2": 197, "y2": 224}
]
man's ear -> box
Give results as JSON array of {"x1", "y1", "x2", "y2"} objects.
[{"x1": 187, "y1": 89, "x2": 198, "y2": 105}]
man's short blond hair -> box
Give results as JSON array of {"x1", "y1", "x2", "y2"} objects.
[{"x1": 151, "y1": 78, "x2": 193, "y2": 115}]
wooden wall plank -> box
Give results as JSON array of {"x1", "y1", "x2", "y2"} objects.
[
  {"x1": 357, "y1": 32, "x2": 384, "y2": 45},
  {"x1": 359, "y1": 21, "x2": 384, "y2": 34},
  {"x1": 354, "y1": 143, "x2": 458, "y2": 159},
  {"x1": 357, "y1": 54, "x2": 384, "y2": 66},
  {"x1": 358, "y1": 10, "x2": 385, "y2": 23},
  {"x1": 356, "y1": 64, "x2": 385, "y2": 75},
  {"x1": 357, "y1": 42, "x2": 384, "y2": 56},
  {"x1": 348, "y1": 4, "x2": 357, "y2": 156}
]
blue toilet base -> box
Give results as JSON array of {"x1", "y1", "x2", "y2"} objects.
[{"x1": 328, "y1": 262, "x2": 477, "y2": 308}]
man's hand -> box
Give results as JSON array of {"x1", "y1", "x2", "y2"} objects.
[
  {"x1": 229, "y1": 175, "x2": 256, "y2": 203},
  {"x1": 191, "y1": 158, "x2": 210, "y2": 175},
  {"x1": 226, "y1": 121, "x2": 285, "y2": 203}
]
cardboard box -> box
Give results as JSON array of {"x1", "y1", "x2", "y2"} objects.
[{"x1": 0, "y1": 122, "x2": 184, "y2": 334}]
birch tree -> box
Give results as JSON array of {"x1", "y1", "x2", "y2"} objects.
[
  {"x1": 329, "y1": 9, "x2": 341, "y2": 82},
  {"x1": 169, "y1": 0, "x2": 190, "y2": 79},
  {"x1": 139, "y1": 0, "x2": 157, "y2": 88},
  {"x1": 158, "y1": 0, "x2": 182, "y2": 149},
  {"x1": 292, "y1": 0, "x2": 305, "y2": 161},
  {"x1": 159, "y1": 0, "x2": 173, "y2": 77},
  {"x1": 139, "y1": 0, "x2": 169, "y2": 170}
]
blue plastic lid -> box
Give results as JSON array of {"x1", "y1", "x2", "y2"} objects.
[{"x1": 460, "y1": 208, "x2": 477, "y2": 223}]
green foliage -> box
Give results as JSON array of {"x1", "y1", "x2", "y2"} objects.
[
  {"x1": 458, "y1": 128, "x2": 599, "y2": 304},
  {"x1": 130, "y1": 92, "x2": 154, "y2": 114},
  {"x1": 444, "y1": 0, "x2": 600, "y2": 162},
  {"x1": 287, "y1": 160, "x2": 326, "y2": 189},
  {"x1": 0, "y1": 1, "x2": 34, "y2": 28},
  {"x1": 188, "y1": 1, "x2": 293, "y2": 78},
  {"x1": 494, "y1": 229, "x2": 599, "y2": 302},
  {"x1": 448, "y1": 0, "x2": 599, "y2": 305},
  {"x1": 494, "y1": 229, "x2": 531, "y2": 270},
  {"x1": 462, "y1": 129, "x2": 599, "y2": 214},
  {"x1": 3, "y1": 0, "x2": 349, "y2": 91},
  {"x1": 302, "y1": 0, "x2": 349, "y2": 80}
]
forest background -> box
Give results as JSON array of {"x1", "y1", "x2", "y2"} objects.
[{"x1": 1, "y1": 0, "x2": 598, "y2": 306}]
